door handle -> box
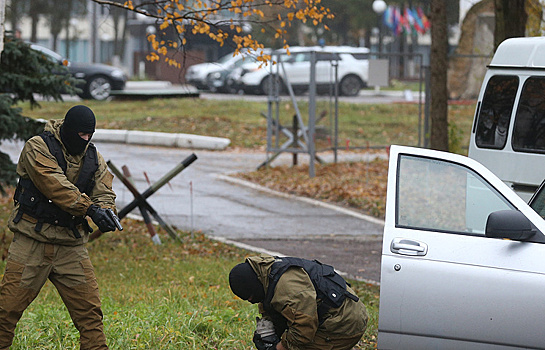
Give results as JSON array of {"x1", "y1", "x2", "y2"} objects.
[{"x1": 390, "y1": 238, "x2": 428, "y2": 256}]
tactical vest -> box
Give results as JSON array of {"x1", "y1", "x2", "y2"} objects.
[
  {"x1": 12, "y1": 131, "x2": 98, "y2": 238},
  {"x1": 262, "y1": 257, "x2": 359, "y2": 333}
]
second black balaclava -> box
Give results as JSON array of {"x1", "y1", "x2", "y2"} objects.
[
  {"x1": 229, "y1": 261, "x2": 265, "y2": 303},
  {"x1": 60, "y1": 105, "x2": 96, "y2": 156}
]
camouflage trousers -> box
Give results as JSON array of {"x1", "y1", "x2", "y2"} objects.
[
  {"x1": 302, "y1": 332, "x2": 364, "y2": 350},
  {"x1": 0, "y1": 233, "x2": 108, "y2": 350}
]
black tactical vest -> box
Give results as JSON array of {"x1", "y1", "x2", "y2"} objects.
[
  {"x1": 262, "y1": 257, "x2": 359, "y2": 334},
  {"x1": 13, "y1": 131, "x2": 98, "y2": 238}
]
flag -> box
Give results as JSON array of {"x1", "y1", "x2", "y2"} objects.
[
  {"x1": 393, "y1": 6, "x2": 403, "y2": 36},
  {"x1": 411, "y1": 7, "x2": 426, "y2": 34},
  {"x1": 405, "y1": 7, "x2": 419, "y2": 34},
  {"x1": 417, "y1": 7, "x2": 431, "y2": 32},
  {"x1": 403, "y1": 7, "x2": 413, "y2": 34},
  {"x1": 383, "y1": 6, "x2": 394, "y2": 31}
]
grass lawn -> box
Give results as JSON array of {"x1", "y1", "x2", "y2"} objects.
[
  {"x1": 2, "y1": 96, "x2": 476, "y2": 348},
  {"x1": 19, "y1": 98, "x2": 476, "y2": 152},
  {"x1": 0, "y1": 190, "x2": 380, "y2": 349}
]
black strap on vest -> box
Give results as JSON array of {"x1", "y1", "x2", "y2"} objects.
[
  {"x1": 40, "y1": 131, "x2": 98, "y2": 195},
  {"x1": 263, "y1": 257, "x2": 359, "y2": 327},
  {"x1": 12, "y1": 131, "x2": 98, "y2": 238}
]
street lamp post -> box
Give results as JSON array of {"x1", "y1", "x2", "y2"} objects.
[{"x1": 372, "y1": 0, "x2": 387, "y2": 55}]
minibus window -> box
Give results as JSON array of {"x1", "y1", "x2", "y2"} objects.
[
  {"x1": 475, "y1": 75, "x2": 519, "y2": 149},
  {"x1": 512, "y1": 77, "x2": 545, "y2": 153}
]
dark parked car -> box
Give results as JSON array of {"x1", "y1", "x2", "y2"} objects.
[{"x1": 30, "y1": 43, "x2": 127, "y2": 101}]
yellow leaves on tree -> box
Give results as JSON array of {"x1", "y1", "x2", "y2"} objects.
[{"x1": 91, "y1": 0, "x2": 333, "y2": 66}]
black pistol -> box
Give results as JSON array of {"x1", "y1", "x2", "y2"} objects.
[{"x1": 106, "y1": 208, "x2": 123, "y2": 231}]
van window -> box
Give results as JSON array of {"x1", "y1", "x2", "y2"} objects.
[
  {"x1": 475, "y1": 75, "x2": 519, "y2": 149},
  {"x1": 512, "y1": 77, "x2": 545, "y2": 153}
]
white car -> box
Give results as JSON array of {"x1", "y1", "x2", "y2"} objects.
[
  {"x1": 378, "y1": 145, "x2": 545, "y2": 349},
  {"x1": 185, "y1": 49, "x2": 268, "y2": 90},
  {"x1": 230, "y1": 46, "x2": 369, "y2": 96}
]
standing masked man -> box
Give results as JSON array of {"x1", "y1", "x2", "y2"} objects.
[{"x1": 0, "y1": 105, "x2": 120, "y2": 349}]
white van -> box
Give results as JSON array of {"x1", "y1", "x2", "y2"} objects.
[{"x1": 468, "y1": 37, "x2": 545, "y2": 202}]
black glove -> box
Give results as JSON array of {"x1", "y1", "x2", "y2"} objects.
[
  {"x1": 87, "y1": 205, "x2": 117, "y2": 233},
  {"x1": 253, "y1": 332, "x2": 280, "y2": 350}
]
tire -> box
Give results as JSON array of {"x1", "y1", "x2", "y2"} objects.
[
  {"x1": 82, "y1": 75, "x2": 112, "y2": 100},
  {"x1": 260, "y1": 75, "x2": 284, "y2": 95},
  {"x1": 225, "y1": 77, "x2": 239, "y2": 94},
  {"x1": 339, "y1": 75, "x2": 363, "y2": 97}
]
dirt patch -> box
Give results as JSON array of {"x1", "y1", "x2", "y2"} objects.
[{"x1": 236, "y1": 236, "x2": 383, "y2": 284}]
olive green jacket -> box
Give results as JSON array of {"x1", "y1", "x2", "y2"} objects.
[
  {"x1": 8, "y1": 119, "x2": 116, "y2": 245},
  {"x1": 247, "y1": 255, "x2": 368, "y2": 350}
]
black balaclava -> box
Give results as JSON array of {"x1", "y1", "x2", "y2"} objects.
[
  {"x1": 60, "y1": 105, "x2": 96, "y2": 156},
  {"x1": 229, "y1": 262, "x2": 265, "y2": 303}
]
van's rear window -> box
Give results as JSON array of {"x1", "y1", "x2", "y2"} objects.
[
  {"x1": 512, "y1": 77, "x2": 545, "y2": 153},
  {"x1": 475, "y1": 75, "x2": 518, "y2": 149}
]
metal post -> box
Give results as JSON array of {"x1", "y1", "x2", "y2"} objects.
[
  {"x1": 274, "y1": 59, "x2": 280, "y2": 150},
  {"x1": 90, "y1": 1, "x2": 98, "y2": 63},
  {"x1": 266, "y1": 58, "x2": 273, "y2": 157},
  {"x1": 418, "y1": 54, "x2": 423, "y2": 147},
  {"x1": 308, "y1": 51, "x2": 316, "y2": 178},
  {"x1": 122, "y1": 165, "x2": 161, "y2": 245},
  {"x1": 334, "y1": 60, "x2": 339, "y2": 163},
  {"x1": 293, "y1": 115, "x2": 298, "y2": 166}
]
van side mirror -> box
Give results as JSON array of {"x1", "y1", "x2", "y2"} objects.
[{"x1": 485, "y1": 210, "x2": 536, "y2": 241}]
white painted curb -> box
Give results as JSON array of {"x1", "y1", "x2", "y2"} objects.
[{"x1": 93, "y1": 129, "x2": 231, "y2": 150}]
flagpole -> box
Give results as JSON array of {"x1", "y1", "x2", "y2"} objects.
[{"x1": 372, "y1": 0, "x2": 387, "y2": 55}]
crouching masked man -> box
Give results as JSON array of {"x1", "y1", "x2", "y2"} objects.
[
  {"x1": 0, "y1": 105, "x2": 119, "y2": 350},
  {"x1": 229, "y1": 254, "x2": 368, "y2": 350}
]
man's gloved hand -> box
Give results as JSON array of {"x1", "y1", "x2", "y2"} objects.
[
  {"x1": 253, "y1": 332, "x2": 280, "y2": 350},
  {"x1": 253, "y1": 317, "x2": 279, "y2": 350},
  {"x1": 86, "y1": 204, "x2": 117, "y2": 233}
]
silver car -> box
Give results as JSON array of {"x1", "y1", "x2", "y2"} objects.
[{"x1": 378, "y1": 145, "x2": 545, "y2": 349}]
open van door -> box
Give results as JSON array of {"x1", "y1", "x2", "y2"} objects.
[{"x1": 378, "y1": 145, "x2": 545, "y2": 349}]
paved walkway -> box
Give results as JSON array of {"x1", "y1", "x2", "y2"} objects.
[{"x1": 3, "y1": 140, "x2": 385, "y2": 283}]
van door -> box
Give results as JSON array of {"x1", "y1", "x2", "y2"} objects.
[{"x1": 378, "y1": 145, "x2": 545, "y2": 349}]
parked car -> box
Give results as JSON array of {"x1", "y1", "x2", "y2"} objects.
[
  {"x1": 378, "y1": 145, "x2": 545, "y2": 349},
  {"x1": 231, "y1": 45, "x2": 370, "y2": 96},
  {"x1": 205, "y1": 49, "x2": 271, "y2": 93},
  {"x1": 185, "y1": 49, "x2": 266, "y2": 90},
  {"x1": 30, "y1": 43, "x2": 127, "y2": 101},
  {"x1": 468, "y1": 37, "x2": 545, "y2": 202}
]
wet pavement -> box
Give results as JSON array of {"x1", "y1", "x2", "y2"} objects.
[{"x1": 3, "y1": 140, "x2": 385, "y2": 283}]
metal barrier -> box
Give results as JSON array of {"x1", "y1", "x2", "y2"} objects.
[{"x1": 261, "y1": 50, "x2": 428, "y2": 177}]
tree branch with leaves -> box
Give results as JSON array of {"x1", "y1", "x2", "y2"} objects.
[{"x1": 91, "y1": 0, "x2": 334, "y2": 66}]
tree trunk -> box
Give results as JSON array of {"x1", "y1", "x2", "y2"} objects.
[
  {"x1": 494, "y1": 0, "x2": 527, "y2": 50},
  {"x1": 30, "y1": 13, "x2": 39, "y2": 43},
  {"x1": 112, "y1": 5, "x2": 128, "y2": 60},
  {"x1": 429, "y1": 0, "x2": 449, "y2": 151},
  {"x1": 0, "y1": 0, "x2": 5, "y2": 55}
]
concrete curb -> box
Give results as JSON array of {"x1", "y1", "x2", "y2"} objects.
[
  {"x1": 93, "y1": 129, "x2": 231, "y2": 150},
  {"x1": 216, "y1": 174, "x2": 385, "y2": 227}
]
